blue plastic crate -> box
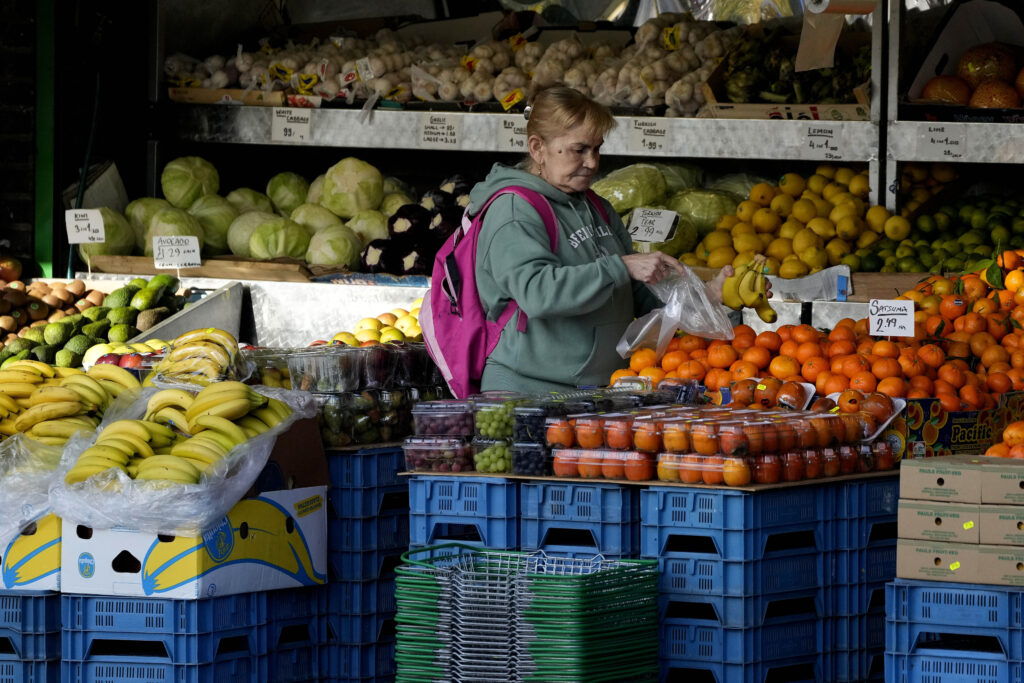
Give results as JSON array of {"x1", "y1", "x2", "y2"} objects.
[
  {"x1": 641, "y1": 486, "x2": 824, "y2": 531},
  {"x1": 327, "y1": 580, "x2": 396, "y2": 616},
  {"x1": 659, "y1": 616, "x2": 824, "y2": 663},
  {"x1": 61, "y1": 594, "x2": 266, "y2": 635},
  {"x1": 884, "y1": 649, "x2": 1023, "y2": 683},
  {"x1": 327, "y1": 447, "x2": 405, "y2": 489},
  {"x1": 327, "y1": 613, "x2": 395, "y2": 644},
  {"x1": 329, "y1": 548, "x2": 404, "y2": 583},
  {"x1": 829, "y1": 649, "x2": 884, "y2": 683},
  {"x1": 659, "y1": 654, "x2": 822, "y2": 683},
  {"x1": 658, "y1": 590, "x2": 824, "y2": 630},
  {"x1": 642, "y1": 515, "x2": 825, "y2": 563},
  {"x1": 826, "y1": 476, "x2": 900, "y2": 519},
  {"x1": 265, "y1": 587, "x2": 327, "y2": 623},
  {"x1": 521, "y1": 481, "x2": 639, "y2": 524},
  {"x1": 62, "y1": 624, "x2": 267, "y2": 664},
  {"x1": 520, "y1": 516, "x2": 639, "y2": 556},
  {"x1": 657, "y1": 549, "x2": 825, "y2": 598},
  {"x1": 886, "y1": 579, "x2": 1024, "y2": 630},
  {"x1": 60, "y1": 656, "x2": 266, "y2": 683},
  {"x1": 329, "y1": 484, "x2": 409, "y2": 521},
  {"x1": 408, "y1": 476, "x2": 518, "y2": 549},
  {"x1": 0, "y1": 628, "x2": 60, "y2": 661},
  {"x1": 827, "y1": 612, "x2": 885, "y2": 651},
  {"x1": 829, "y1": 543, "x2": 897, "y2": 585},
  {"x1": 830, "y1": 515, "x2": 898, "y2": 550},
  {"x1": 318, "y1": 639, "x2": 396, "y2": 679},
  {"x1": 887, "y1": 620, "x2": 1024, "y2": 661},
  {"x1": 328, "y1": 510, "x2": 409, "y2": 553},
  {"x1": 827, "y1": 580, "x2": 887, "y2": 617},
  {"x1": 267, "y1": 613, "x2": 327, "y2": 653},
  {"x1": 268, "y1": 644, "x2": 320, "y2": 683},
  {"x1": 0, "y1": 591, "x2": 60, "y2": 634},
  {"x1": 0, "y1": 659, "x2": 57, "y2": 683}
]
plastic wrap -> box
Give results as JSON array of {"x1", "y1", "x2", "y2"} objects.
[
  {"x1": 0, "y1": 435, "x2": 66, "y2": 542},
  {"x1": 617, "y1": 267, "x2": 735, "y2": 360},
  {"x1": 48, "y1": 387, "x2": 316, "y2": 537}
]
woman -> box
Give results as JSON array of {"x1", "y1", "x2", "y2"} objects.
[{"x1": 470, "y1": 86, "x2": 732, "y2": 393}]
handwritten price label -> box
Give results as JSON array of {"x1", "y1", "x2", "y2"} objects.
[
  {"x1": 628, "y1": 119, "x2": 667, "y2": 154},
  {"x1": 64, "y1": 209, "x2": 105, "y2": 244},
  {"x1": 496, "y1": 115, "x2": 527, "y2": 152},
  {"x1": 153, "y1": 236, "x2": 201, "y2": 269},
  {"x1": 806, "y1": 124, "x2": 845, "y2": 160},
  {"x1": 920, "y1": 124, "x2": 966, "y2": 160},
  {"x1": 869, "y1": 299, "x2": 914, "y2": 337},
  {"x1": 628, "y1": 209, "x2": 677, "y2": 243},
  {"x1": 420, "y1": 113, "x2": 461, "y2": 149},
  {"x1": 271, "y1": 107, "x2": 311, "y2": 142}
]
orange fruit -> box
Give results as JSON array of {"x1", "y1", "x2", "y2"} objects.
[
  {"x1": 988, "y1": 372, "x2": 1012, "y2": 395},
  {"x1": 723, "y1": 458, "x2": 752, "y2": 486},
  {"x1": 795, "y1": 342, "x2": 823, "y2": 364},
  {"x1": 829, "y1": 326, "x2": 856, "y2": 343},
  {"x1": 961, "y1": 276, "x2": 990, "y2": 302},
  {"x1": 909, "y1": 375, "x2": 933, "y2": 394},
  {"x1": 755, "y1": 331, "x2": 782, "y2": 352},
  {"x1": 876, "y1": 376, "x2": 907, "y2": 398},
  {"x1": 732, "y1": 334, "x2": 756, "y2": 353},
  {"x1": 938, "y1": 364, "x2": 966, "y2": 388},
  {"x1": 677, "y1": 361, "x2": 707, "y2": 382},
  {"x1": 660, "y1": 350, "x2": 689, "y2": 372},
  {"x1": 828, "y1": 340, "x2": 856, "y2": 358},
  {"x1": 973, "y1": 298, "x2": 998, "y2": 316},
  {"x1": 742, "y1": 345, "x2": 772, "y2": 370},
  {"x1": 986, "y1": 443, "x2": 1011, "y2": 457},
  {"x1": 769, "y1": 355, "x2": 800, "y2": 380},
  {"x1": 1003, "y1": 421, "x2": 1024, "y2": 447},
  {"x1": 610, "y1": 368, "x2": 638, "y2": 384},
  {"x1": 629, "y1": 348, "x2": 658, "y2": 373},
  {"x1": 639, "y1": 366, "x2": 666, "y2": 384},
  {"x1": 792, "y1": 324, "x2": 820, "y2": 344},
  {"x1": 939, "y1": 295, "x2": 968, "y2": 321},
  {"x1": 872, "y1": 340, "x2": 900, "y2": 358},
  {"x1": 871, "y1": 357, "x2": 902, "y2": 380},
  {"x1": 730, "y1": 360, "x2": 760, "y2": 382},
  {"x1": 824, "y1": 374, "x2": 850, "y2": 395},
  {"x1": 708, "y1": 345, "x2": 739, "y2": 369},
  {"x1": 982, "y1": 345, "x2": 1010, "y2": 369},
  {"x1": 801, "y1": 357, "x2": 829, "y2": 383},
  {"x1": 841, "y1": 355, "x2": 871, "y2": 379},
  {"x1": 918, "y1": 344, "x2": 946, "y2": 368},
  {"x1": 850, "y1": 371, "x2": 878, "y2": 393}
]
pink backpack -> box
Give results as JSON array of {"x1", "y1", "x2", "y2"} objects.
[{"x1": 421, "y1": 186, "x2": 607, "y2": 398}]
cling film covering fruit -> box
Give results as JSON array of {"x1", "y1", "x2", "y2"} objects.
[
  {"x1": 152, "y1": 327, "x2": 252, "y2": 389},
  {"x1": 0, "y1": 434, "x2": 64, "y2": 543}
]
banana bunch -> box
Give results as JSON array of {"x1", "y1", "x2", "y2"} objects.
[
  {"x1": 154, "y1": 328, "x2": 241, "y2": 386},
  {"x1": 64, "y1": 419, "x2": 177, "y2": 484},
  {"x1": 721, "y1": 254, "x2": 778, "y2": 324},
  {"x1": 0, "y1": 360, "x2": 96, "y2": 443}
]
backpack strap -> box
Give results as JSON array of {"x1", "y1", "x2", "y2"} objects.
[{"x1": 585, "y1": 189, "x2": 610, "y2": 222}]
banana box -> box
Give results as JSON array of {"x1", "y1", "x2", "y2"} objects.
[
  {"x1": 1, "y1": 511, "x2": 61, "y2": 592},
  {"x1": 60, "y1": 486, "x2": 327, "y2": 599}
]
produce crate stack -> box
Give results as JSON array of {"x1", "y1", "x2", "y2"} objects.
[
  {"x1": 0, "y1": 590, "x2": 61, "y2": 683},
  {"x1": 407, "y1": 475, "x2": 520, "y2": 550},
  {"x1": 887, "y1": 455, "x2": 1024, "y2": 681},
  {"x1": 520, "y1": 480, "x2": 640, "y2": 558}
]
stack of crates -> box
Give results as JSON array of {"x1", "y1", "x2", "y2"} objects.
[
  {"x1": 325, "y1": 446, "x2": 409, "y2": 682},
  {"x1": 520, "y1": 480, "x2": 640, "y2": 558},
  {"x1": 0, "y1": 590, "x2": 60, "y2": 683},
  {"x1": 408, "y1": 475, "x2": 519, "y2": 550}
]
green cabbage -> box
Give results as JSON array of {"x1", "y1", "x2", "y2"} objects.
[
  {"x1": 125, "y1": 197, "x2": 171, "y2": 250},
  {"x1": 248, "y1": 217, "x2": 310, "y2": 260},
  {"x1": 306, "y1": 225, "x2": 363, "y2": 269},
  {"x1": 345, "y1": 210, "x2": 388, "y2": 247},
  {"x1": 307, "y1": 175, "x2": 324, "y2": 204},
  {"x1": 380, "y1": 192, "x2": 414, "y2": 217},
  {"x1": 226, "y1": 187, "x2": 274, "y2": 214},
  {"x1": 652, "y1": 163, "x2": 704, "y2": 195},
  {"x1": 187, "y1": 195, "x2": 238, "y2": 255},
  {"x1": 161, "y1": 157, "x2": 219, "y2": 209},
  {"x1": 266, "y1": 172, "x2": 309, "y2": 217},
  {"x1": 144, "y1": 208, "x2": 206, "y2": 256},
  {"x1": 320, "y1": 157, "x2": 383, "y2": 218},
  {"x1": 290, "y1": 203, "x2": 342, "y2": 235},
  {"x1": 665, "y1": 189, "x2": 740, "y2": 237},
  {"x1": 591, "y1": 164, "x2": 667, "y2": 214},
  {"x1": 227, "y1": 211, "x2": 278, "y2": 257},
  {"x1": 78, "y1": 207, "x2": 135, "y2": 266},
  {"x1": 708, "y1": 173, "x2": 769, "y2": 199}
]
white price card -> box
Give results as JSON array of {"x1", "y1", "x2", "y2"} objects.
[
  {"x1": 868, "y1": 299, "x2": 914, "y2": 337},
  {"x1": 420, "y1": 113, "x2": 461, "y2": 149},
  {"x1": 627, "y1": 118, "x2": 667, "y2": 154},
  {"x1": 271, "y1": 107, "x2": 312, "y2": 143},
  {"x1": 496, "y1": 115, "x2": 528, "y2": 152},
  {"x1": 64, "y1": 209, "x2": 105, "y2": 244},
  {"x1": 152, "y1": 236, "x2": 202, "y2": 269},
  {"x1": 628, "y1": 209, "x2": 678, "y2": 243},
  {"x1": 806, "y1": 123, "x2": 845, "y2": 161},
  {"x1": 919, "y1": 124, "x2": 966, "y2": 160}
]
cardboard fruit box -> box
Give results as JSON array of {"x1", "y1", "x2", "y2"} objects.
[{"x1": 0, "y1": 511, "x2": 61, "y2": 592}]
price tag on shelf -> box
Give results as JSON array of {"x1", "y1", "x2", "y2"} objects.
[
  {"x1": 271, "y1": 107, "x2": 311, "y2": 142},
  {"x1": 627, "y1": 118, "x2": 667, "y2": 154},
  {"x1": 64, "y1": 209, "x2": 105, "y2": 244},
  {"x1": 868, "y1": 299, "x2": 913, "y2": 337},
  {"x1": 628, "y1": 209, "x2": 677, "y2": 243},
  {"x1": 152, "y1": 236, "x2": 201, "y2": 269},
  {"x1": 919, "y1": 124, "x2": 966, "y2": 160},
  {"x1": 496, "y1": 115, "x2": 528, "y2": 152},
  {"x1": 805, "y1": 123, "x2": 845, "y2": 161},
  {"x1": 420, "y1": 113, "x2": 461, "y2": 149}
]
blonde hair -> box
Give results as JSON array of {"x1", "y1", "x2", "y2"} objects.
[{"x1": 526, "y1": 86, "x2": 616, "y2": 142}]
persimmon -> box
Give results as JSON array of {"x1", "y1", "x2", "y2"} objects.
[
  {"x1": 1002, "y1": 421, "x2": 1024, "y2": 447},
  {"x1": 702, "y1": 456, "x2": 725, "y2": 485},
  {"x1": 850, "y1": 371, "x2": 878, "y2": 393},
  {"x1": 769, "y1": 355, "x2": 800, "y2": 380},
  {"x1": 837, "y1": 389, "x2": 863, "y2": 413},
  {"x1": 776, "y1": 381, "x2": 810, "y2": 410},
  {"x1": 754, "y1": 377, "x2": 784, "y2": 406},
  {"x1": 578, "y1": 452, "x2": 604, "y2": 478},
  {"x1": 624, "y1": 452, "x2": 656, "y2": 481},
  {"x1": 722, "y1": 457, "x2": 752, "y2": 486},
  {"x1": 811, "y1": 397, "x2": 837, "y2": 412},
  {"x1": 1010, "y1": 445, "x2": 1024, "y2": 459},
  {"x1": 553, "y1": 451, "x2": 579, "y2": 477},
  {"x1": 602, "y1": 454, "x2": 626, "y2": 479},
  {"x1": 986, "y1": 443, "x2": 1011, "y2": 457},
  {"x1": 861, "y1": 392, "x2": 895, "y2": 422},
  {"x1": 547, "y1": 422, "x2": 574, "y2": 448},
  {"x1": 742, "y1": 345, "x2": 772, "y2": 370}
]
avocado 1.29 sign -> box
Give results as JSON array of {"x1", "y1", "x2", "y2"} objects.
[
  {"x1": 869, "y1": 299, "x2": 913, "y2": 337},
  {"x1": 153, "y1": 236, "x2": 201, "y2": 269}
]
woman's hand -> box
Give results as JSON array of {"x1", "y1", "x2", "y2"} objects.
[{"x1": 622, "y1": 252, "x2": 686, "y2": 285}]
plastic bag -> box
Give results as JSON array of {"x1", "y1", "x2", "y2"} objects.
[
  {"x1": 151, "y1": 330, "x2": 252, "y2": 390},
  {"x1": 617, "y1": 267, "x2": 734, "y2": 360},
  {"x1": 0, "y1": 435, "x2": 67, "y2": 542},
  {"x1": 48, "y1": 387, "x2": 317, "y2": 537}
]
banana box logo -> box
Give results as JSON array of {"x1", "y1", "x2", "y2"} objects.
[
  {"x1": 141, "y1": 497, "x2": 325, "y2": 595},
  {"x1": 2, "y1": 513, "x2": 61, "y2": 589}
]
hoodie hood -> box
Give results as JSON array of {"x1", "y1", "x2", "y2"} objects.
[{"x1": 468, "y1": 163, "x2": 583, "y2": 214}]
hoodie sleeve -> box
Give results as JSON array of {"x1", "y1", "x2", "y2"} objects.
[
  {"x1": 602, "y1": 203, "x2": 664, "y2": 316},
  {"x1": 477, "y1": 194, "x2": 631, "y2": 320}
]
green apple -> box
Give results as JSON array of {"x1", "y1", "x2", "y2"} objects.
[
  {"x1": 407, "y1": 325, "x2": 422, "y2": 341},
  {"x1": 376, "y1": 312, "x2": 398, "y2": 326},
  {"x1": 409, "y1": 307, "x2": 420, "y2": 319},
  {"x1": 332, "y1": 331, "x2": 359, "y2": 347},
  {"x1": 380, "y1": 327, "x2": 407, "y2": 343},
  {"x1": 354, "y1": 317, "x2": 383, "y2": 333},
  {"x1": 354, "y1": 328, "x2": 381, "y2": 343},
  {"x1": 394, "y1": 314, "x2": 419, "y2": 334}
]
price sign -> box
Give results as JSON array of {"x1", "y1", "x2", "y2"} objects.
[
  {"x1": 627, "y1": 118, "x2": 667, "y2": 154},
  {"x1": 271, "y1": 107, "x2": 311, "y2": 142},
  {"x1": 919, "y1": 124, "x2": 966, "y2": 160},
  {"x1": 152, "y1": 236, "x2": 202, "y2": 269},
  {"x1": 628, "y1": 209, "x2": 677, "y2": 243},
  {"x1": 869, "y1": 299, "x2": 914, "y2": 337},
  {"x1": 806, "y1": 124, "x2": 845, "y2": 161},
  {"x1": 420, "y1": 113, "x2": 461, "y2": 149},
  {"x1": 496, "y1": 115, "x2": 528, "y2": 152},
  {"x1": 64, "y1": 209, "x2": 105, "y2": 244}
]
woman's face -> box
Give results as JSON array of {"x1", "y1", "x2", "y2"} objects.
[{"x1": 528, "y1": 126, "x2": 603, "y2": 194}]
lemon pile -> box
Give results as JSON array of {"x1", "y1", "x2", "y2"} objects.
[{"x1": 679, "y1": 165, "x2": 911, "y2": 279}]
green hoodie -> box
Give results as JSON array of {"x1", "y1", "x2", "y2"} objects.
[{"x1": 472, "y1": 163, "x2": 661, "y2": 393}]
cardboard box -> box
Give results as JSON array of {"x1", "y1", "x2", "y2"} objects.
[
  {"x1": 979, "y1": 505, "x2": 1024, "y2": 545},
  {"x1": 897, "y1": 538, "x2": 975, "y2": 583},
  {"x1": 899, "y1": 456, "x2": 983, "y2": 503},
  {"x1": 0, "y1": 512, "x2": 61, "y2": 592},
  {"x1": 975, "y1": 544, "x2": 1024, "y2": 586},
  {"x1": 167, "y1": 87, "x2": 285, "y2": 106},
  {"x1": 901, "y1": 391, "x2": 1024, "y2": 460},
  {"x1": 898, "y1": 500, "x2": 980, "y2": 544}
]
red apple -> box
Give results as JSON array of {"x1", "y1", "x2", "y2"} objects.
[
  {"x1": 359, "y1": 340, "x2": 380, "y2": 347},
  {"x1": 118, "y1": 353, "x2": 144, "y2": 369},
  {"x1": 95, "y1": 353, "x2": 122, "y2": 365},
  {"x1": 0, "y1": 257, "x2": 22, "y2": 283}
]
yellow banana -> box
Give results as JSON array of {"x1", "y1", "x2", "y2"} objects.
[
  {"x1": 170, "y1": 439, "x2": 226, "y2": 465},
  {"x1": 96, "y1": 379, "x2": 129, "y2": 400},
  {"x1": 27, "y1": 386, "x2": 82, "y2": 406},
  {"x1": 266, "y1": 398, "x2": 291, "y2": 420},
  {"x1": 0, "y1": 418, "x2": 16, "y2": 435},
  {"x1": 0, "y1": 393, "x2": 19, "y2": 412},
  {"x1": 252, "y1": 407, "x2": 283, "y2": 428},
  {"x1": 171, "y1": 328, "x2": 238, "y2": 359},
  {"x1": 0, "y1": 383, "x2": 39, "y2": 398},
  {"x1": 25, "y1": 434, "x2": 68, "y2": 446},
  {"x1": 0, "y1": 370, "x2": 45, "y2": 384},
  {"x1": 29, "y1": 418, "x2": 95, "y2": 439},
  {"x1": 149, "y1": 407, "x2": 192, "y2": 435},
  {"x1": 755, "y1": 298, "x2": 778, "y2": 324},
  {"x1": 720, "y1": 261, "x2": 748, "y2": 311},
  {"x1": 87, "y1": 363, "x2": 142, "y2": 389},
  {"x1": 135, "y1": 467, "x2": 199, "y2": 484},
  {"x1": 53, "y1": 367, "x2": 84, "y2": 378},
  {"x1": 737, "y1": 268, "x2": 764, "y2": 308},
  {"x1": 136, "y1": 455, "x2": 201, "y2": 479},
  {"x1": 166, "y1": 341, "x2": 231, "y2": 367},
  {"x1": 188, "y1": 381, "x2": 256, "y2": 406},
  {"x1": 161, "y1": 356, "x2": 223, "y2": 380},
  {"x1": 14, "y1": 402, "x2": 84, "y2": 433},
  {"x1": 142, "y1": 371, "x2": 157, "y2": 388},
  {"x1": 0, "y1": 406, "x2": 9, "y2": 418},
  {"x1": 77, "y1": 445, "x2": 132, "y2": 466},
  {"x1": 145, "y1": 389, "x2": 195, "y2": 418},
  {"x1": 178, "y1": 457, "x2": 212, "y2": 473},
  {"x1": 99, "y1": 420, "x2": 152, "y2": 443},
  {"x1": 7, "y1": 360, "x2": 55, "y2": 377},
  {"x1": 127, "y1": 464, "x2": 140, "y2": 478},
  {"x1": 59, "y1": 376, "x2": 107, "y2": 409},
  {"x1": 74, "y1": 454, "x2": 130, "y2": 470},
  {"x1": 138, "y1": 421, "x2": 176, "y2": 447},
  {"x1": 191, "y1": 415, "x2": 247, "y2": 446},
  {"x1": 98, "y1": 432, "x2": 155, "y2": 458},
  {"x1": 187, "y1": 398, "x2": 252, "y2": 425},
  {"x1": 237, "y1": 415, "x2": 271, "y2": 435},
  {"x1": 191, "y1": 430, "x2": 236, "y2": 453},
  {"x1": 65, "y1": 464, "x2": 124, "y2": 485}
]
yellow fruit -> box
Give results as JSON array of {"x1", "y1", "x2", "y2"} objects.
[
  {"x1": 733, "y1": 233, "x2": 763, "y2": 254},
  {"x1": 749, "y1": 182, "x2": 776, "y2": 206},
  {"x1": 807, "y1": 217, "x2": 837, "y2": 240},
  {"x1": 865, "y1": 205, "x2": 890, "y2": 233},
  {"x1": 825, "y1": 238, "x2": 851, "y2": 266},
  {"x1": 792, "y1": 228, "x2": 823, "y2": 254},
  {"x1": 736, "y1": 200, "x2": 760, "y2": 223},
  {"x1": 752, "y1": 208, "x2": 782, "y2": 234},
  {"x1": 763, "y1": 256, "x2": 781, "y2": 275},
  {"x1": 791, "y1": 199, "x2": 817, "y2": 224},
  {"x1": 778, "y1": 173, "x2": 806, "y2": 197},
  {"x1": 758, "y1": 233, "x2": 774, "y2": 248},
  {"x1": 799, "y1": 247, "x2": 828, "y2": 270},
  {"x1": 815, "y1": 164, "x2": 837, "y2": 179},
  {"x1": 911, "y1": 187, "x2": 931, "y2": 204},
  {"x1": 769, "y1": 193, "x2": 795, "y2": 218},
  {"x1": 680, "y1": 253, "x2": 704, "y2": 267},
  {"x1": 706, "y1": 246, "x2": 738, "y2": 269},
  {"x1": 857, "y1": 231, "x2": 880, "y2": 249},
  {"x1": 779, "y1": 259, "x2": 810, "y2": 279},
  {"x1": 833, "y1": 167, "x2": 856, "y2": 186},
  {"x1": 779, "y1": 219, "x2": 804, "y2": 240},
  {"x1": 848, "y1": 174, "x2": 870, "y2": 199},
  {"x1": 884, "y1": 215, "x2": 912, "y2": 241},
  {"x1": 822, "y1": 182, "x2": 846, "y2": 202},
  {"x1": 703, "y1": 230, "x2": 733, "y2": 252},
  {"x1": 834, "y1": 195, "x2": 866, "y2": 215},
  {"x1": 812, "y1": 197, "x2": 833, "y2": 218},
  {"x1": 733, "y1": 251, "x2": 758, "y2": 269},
  {"x1": 806, "y1": 174, "x2": 829, "y2": 194},
  {"x1": 904, "y1": 200, "x2": 921, "y2": 214},
  {"x1": 731, "y1": 221, "x2": 756, "y2": 236},
  {"x1": 931, "y1": 163, "x2": 956, "y2": 183},
  {"x1": 836, "y1": 215, "x2": 866, "y2": 241},
  {"x1": 905, "y1": 163, "x2": 928, "y2": 183},
  {"x1": 717, "y1": 214, "x2": 741, "y2": 230},
  {"x1": 829, "y1": 202, "x2": 859, "y2": 225},
  {"x1": 766, "y1": 237, "x2": 794, "y2": 261}
]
